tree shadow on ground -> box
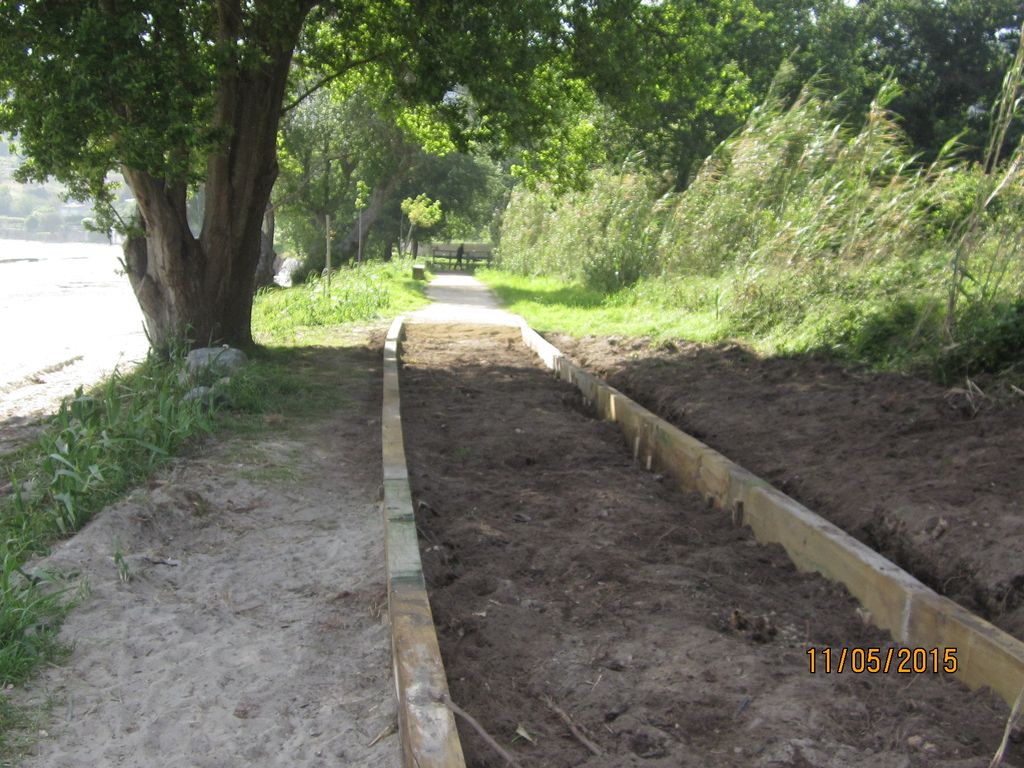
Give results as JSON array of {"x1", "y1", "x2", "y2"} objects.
[{"x1": 488, "y1": 282, "x2": 608, "y2": 309}]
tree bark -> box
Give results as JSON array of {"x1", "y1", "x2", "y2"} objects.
[
  {"x1": 338, "y1": 157, "x2": 410, "y2": 261},
  {"x1": 255, "y1": 205, "x2": 278, "y2": 289},
  {"x1": 121, "y1": 4, "x2": 307, "y2": 353}
]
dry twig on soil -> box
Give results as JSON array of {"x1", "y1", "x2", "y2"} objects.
[
  {"x1": 988, "y1": 687, "x2": 1024, "y2": 768},
  {"x1": 543, "y1": 694, "x2": 604, "y2": 756},
  {"x1": 367, "y1": 720, "x2": 397, "y2": 747},
  {"x1": 439, "y1": 692, "x2": 523, "y2": 767}
]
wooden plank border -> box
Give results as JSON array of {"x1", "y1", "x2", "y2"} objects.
[
  {"x1": 382, "y1": 316, "x2": 466, "y2": 768},
  {"x1": 517, "y1": 321, "x2": 1024, "y2": 708}
]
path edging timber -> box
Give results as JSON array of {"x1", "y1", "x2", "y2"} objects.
[
  {"x1": 517, "y1": 321, "x2": 1024, "y2": 708},
  {"x1": 382, "y1": 316, "x2": 466, "y2": 768}
]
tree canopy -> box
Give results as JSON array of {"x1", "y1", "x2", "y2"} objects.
[
  {"x1": 0, "y1": 0, "x2": 1019, "y2": 349},
  {"x1": 794, "y1": 0, "x2": 1023, "y2": 161},
  {"x1": 0, "y1": 0, "x2": 678, "y2": 348}
]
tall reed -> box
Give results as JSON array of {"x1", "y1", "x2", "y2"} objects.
[
  {"x1": 945, "y1": 21, "x2": 1024, "y2": 341},
  {"x1": 498, "y1": 66, "x2": 1024, "y2": 374}
]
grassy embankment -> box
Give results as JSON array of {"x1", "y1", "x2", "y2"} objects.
[
  {"x1": 487, "y1": 74, "x2": 1024, "y2": 383},
  {"x1": 0, "y1": 258, "x2": 426, "y2": 756},
  {"x1": 252, "y1": 259, "x2": 430, "y2": 344}
]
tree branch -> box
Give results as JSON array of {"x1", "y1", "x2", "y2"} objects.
[
  {"x1": 280, "y1": 54, "x2": 385, "y2": 114},
  {"x1": 543, "y1": 695, "x2": 604, "y2": 756}
]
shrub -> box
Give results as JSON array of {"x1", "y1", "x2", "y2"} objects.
[{"x1": 497, "y1": 77, "x2": 1024, "y2": 376}]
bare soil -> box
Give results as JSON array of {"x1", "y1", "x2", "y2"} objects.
[
  {"x1": 10, "y1": 337, "x2": 400, "y2": 767},
  {"x1": 400, "y1": 324, "x2": 1020, "y2": 768},
  {"x1": 550, "y1": 334, "x2": 1024, "y2": 641}
]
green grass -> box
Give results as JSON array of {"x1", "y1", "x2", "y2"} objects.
[
  {"x1": 478, "y1": 269, "x2": 732, "y2": 343},
  {"x1": 219, "y1": 345, "x2": 355, "y2": 424},
  {"x1": 0, "y1": 325, "x2": 375, "y2": 756},
  {"x1": 1, "y1": 359, "x2": 215, "y2": 558},
  {"x1": 0, "y1": 693, "x2": 52, "y2": 768},
  {"x1": 0, "y1": 352, "x2": 217, "y2": 756},
  {"x1": 494, "y1": 75, "x2": 1024, "y2": 379},
  {"x1": 479, "y1": 265, "x2": 959, "y2": 372},
  {"x1": 252, "y1": 259, "x2": 430, "y2": 344}
]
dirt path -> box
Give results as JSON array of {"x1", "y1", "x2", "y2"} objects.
[
  {"x1": 400, "y1": 324, "x2": 1019, "y2": 768},
  {"x1": 10, "y1": 338, "x2": 400, "y2": 767},
  {"x1": 410, "y1": 271, "x2": 520, "y2": 326},
  {"x1": 552, "y1": 335, "x2": 1024, "y2": 640}
]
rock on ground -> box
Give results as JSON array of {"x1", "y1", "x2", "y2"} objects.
[{"x1": 186, "y1": 347, "x2": 249, "y2": 380}]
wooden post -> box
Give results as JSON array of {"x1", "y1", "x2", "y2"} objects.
[
  {"x1": 325, "y1": 213, "x2": 331, "y2": 293},
  {"x1": 383, "y1": 318, "x2": 466, "y2": 767}
]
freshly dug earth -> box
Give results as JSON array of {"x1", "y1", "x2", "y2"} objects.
[
  {"x1": 552, "y1": 335, "x2": 1024, "y2": 640},
  {"x1": 10, "y1": 338, "x2": 400, "y2": 767},
  {"x1": 401, "y1": 324, "x2": 1019, "y2": 768}
]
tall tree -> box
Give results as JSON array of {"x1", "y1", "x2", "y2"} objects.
[
  {"x1": 0, "y1": 1, "x2": 314, "y2": 350},
  {"x1": 0, "y1": 0, "x2": 615, "y2": 351},
  {"x1": 796, "y1": 0, "x2": 1023, "y2": 160},
  {"x1": 274, "y1": 79, "x2": 413, "y2": 274},
  {"x1": 566, "y1": 0, "x2": 769, "y2": 185}
]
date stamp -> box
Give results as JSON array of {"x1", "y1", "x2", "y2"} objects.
[{"x1": 806, "y1": 646, "x2": 958, "y2": 674}]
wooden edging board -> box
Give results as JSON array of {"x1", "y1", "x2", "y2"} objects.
[
  {"x1": 517, "y1": 321, "x2": 1024, "y2": 709},
  {"x1": 382, "y1": 316, "x2": 466, "y2": 768}
]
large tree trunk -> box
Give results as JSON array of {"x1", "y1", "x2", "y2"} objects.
[{"x1": 122, "y1": 4, "x2": 306, "y2": 353}]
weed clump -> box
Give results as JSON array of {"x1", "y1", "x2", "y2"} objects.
[{"x1": 0, "y1": 350, "x2": 221, "y2": 752}]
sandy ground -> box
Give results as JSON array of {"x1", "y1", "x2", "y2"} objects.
[
  {"x1": 10, "y1": 340, "x2": 400, "y2": 767},
  {"x1": 401, "y1": 324, "x2": 1019, "y2": 768}
]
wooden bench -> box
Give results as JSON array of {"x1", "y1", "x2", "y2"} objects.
[{"x1": 428, "y1": 244, "x2": 493, "y2": 269}]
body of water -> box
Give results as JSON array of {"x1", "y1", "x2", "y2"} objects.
[{"x1": 0, "y1": 239, "x2": 148, "y2": 397}]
